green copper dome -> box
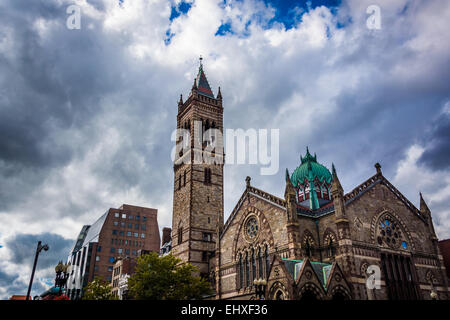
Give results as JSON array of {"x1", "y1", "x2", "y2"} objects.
[{"x1": 290, "y1": 147, "x2": 333, "y2": 188}]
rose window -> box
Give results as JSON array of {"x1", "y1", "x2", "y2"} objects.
[
  {"x1": 246, "y1": 217, "x2": 259, "y2": 239},
  {"x1": 376, "y1": 214, "x2": 407, "y2": 250}
]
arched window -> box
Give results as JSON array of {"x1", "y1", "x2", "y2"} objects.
[
  {"x1": 178, "y1": 175, "x2": 181, "y2": 190},
  {"x1": 265, "y1": 246, "x2": 270, "y2": 278},
  {"x1": 305, "y1": 240, "x2": 312, "y2": 258},
  {"x1": 327, "y1": 238, "x2": 334, "y2": 257},
  {"x1": 239, "y1": 253, "x2": 243, "y2": 289},
  {"x1": 251, "y1": 249, "x2": 256, "y2": 283},
  {"x1": 298, "y1": 185, "x2": 304, "y2": 202},
  {"x1": 245, "y1": 253, "x2": 250, "y2": 287},
  {"x1": 258, "y1": 247, "x2": 263, "y2": 278},
  {"x1": 324, "y1": 233, "x2": 336, "y2": 258}
]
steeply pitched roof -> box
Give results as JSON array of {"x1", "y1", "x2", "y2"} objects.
[{"x1": 195, "y1": 63, "x2": 215, "y2": 98}]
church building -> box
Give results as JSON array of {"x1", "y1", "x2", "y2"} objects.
[{"x1": 170, "y1": 61, "x2": 449, "y2": 300}]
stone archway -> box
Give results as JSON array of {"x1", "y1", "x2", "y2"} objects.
[
  {"x1": 330, "y1": 285, "x2": 351, "y2": 300},
  {"x1": 298, "y1": 283, "x2": 323, "y2": 300}
]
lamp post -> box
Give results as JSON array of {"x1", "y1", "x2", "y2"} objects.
[
  {"x1": 253, "y1": 278, "x2": 267, "y2": 300},
  {"x1": 55, "y1": 261, "x2": 71, "y2": 296},
  {"x1": 26, "y1": 241, "x2": 49, "y2": 300}
]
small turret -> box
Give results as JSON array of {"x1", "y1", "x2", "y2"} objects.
[
  {"x1": 178, "y1": 94, "x2": 183, "y2": 107},
  {"x1": 217, "y1": 86, "x2": 222, "y2": 100}
]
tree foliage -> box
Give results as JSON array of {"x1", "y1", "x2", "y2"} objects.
[
  {"x1": 82, "y1": 276, "x2": 118, "y2": 300},
  {"x1": 128, "y1": 252, "x2": 212, "y2": 300}
]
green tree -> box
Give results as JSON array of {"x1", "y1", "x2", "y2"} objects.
[
  {"x1": 128, "y1": 252, "x2": 212, "y2": 300},
  {"x1": 82, "y1": 276, "x2": 118, "y2": 300}
]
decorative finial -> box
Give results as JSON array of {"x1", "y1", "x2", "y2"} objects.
[
  {"x1": 199, "y1": 55, "x2": 203, "y2": 68},
  {"x1": 375, "y1": 162, "x2": 382, "y2": 174},
  {"x1": 245, "y1": 176, "x2": 251, "y2": 187},
  {"x1": 285, "y1": 168, "x2": 290, "y2": 182},
  {"x1": 332, "y1": 163, "x2": 336, "y2": 176}
]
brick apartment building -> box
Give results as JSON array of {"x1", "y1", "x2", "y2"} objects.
[{"x1": 66, "y1": 204, "x2": 160, "y2": 300}]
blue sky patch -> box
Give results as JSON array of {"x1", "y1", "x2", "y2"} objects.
[{"x1": 170, "y1": 1, "x2": 193, "y2": 21}]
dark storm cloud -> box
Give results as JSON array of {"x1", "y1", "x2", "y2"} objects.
[
  {"x1": 5, "y1": 233, "x2": 74, "y2": 269},
  {"x1": 418, "y1": 112, "x2": 450, "y2": 171}
]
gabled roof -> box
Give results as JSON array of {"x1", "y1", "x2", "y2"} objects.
[
  {"x1": 343, "y1": 172, "x2": 426, "y2": 221},
  {"x1": 282, "y1": 258, "x2": 332, "y2": 289},
  {"x1": 220, "y1": 184, "x2": 286, "y2": 240}
]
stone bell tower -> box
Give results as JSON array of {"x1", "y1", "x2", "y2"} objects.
[{"x1": 171, "y1": 58, "x2": 224, "y2": 277}]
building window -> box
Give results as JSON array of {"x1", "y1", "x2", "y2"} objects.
[
  {"x1": 115, "y1": 212, "x2": 119, "y2": 218},
  {"x1": 109, "y1": 257, "x2": 115, "y2": 263},
  {"x1": 178, "y1": 227, "x2": 183, "y2": 245},
  {"x1": 108, "y1": 266, "x2": 113, "y2": 272},
  {"x1": 113, "y1": 221, "x2": 118, "y2": 226},
  {"x1": 265, "y1": 246, "x2": 270, "y2": 278},
  {"x1": 127, "y1": 231, "x2": 132, "y2": 237},
  {"x1": 112, "y1": 230, "x2": 118, "y2": 235},
  {"x1": 141, "y1": 225, "x2": 146, "y2": 230},
  {"x1": 125, "y1": 249, "x2": 130, "y2": 255},
  {"x1": 202, "y1": 251, "x2": 208, "y2": 262},
  {"x1": 202, "y1": 233, "x2": 212, "y2": 242},
  {"x1": 119, "y1": 231, "x2": 124, "y2": 236},
  {"x1": 245, "y1": 253, "x2": 250, "y2": 287},
  {"x1": 251, "y1": 249, "x2": 256, "y2": 283},
  {"x1": 121, "y1": 222, "x2": 125, "y2": 227},
  {"x1": 183, "y1": 170, "x2": 186, "y2": 186},
  {"x1": 134, "y1": 233, "x2": 138, "y2": 238},
  {"x1": 118, "y1": 248, "x2": 123, "y2": 254},
  {"x1": 204, "y1": 168, "x2": 212, "y2": 184},
  {"x1": 136, "y1": 216, "x2": 140, "y2": 221},
  {"x1": 258, "y1": 248, "x2": 263, "y2": 278},
  {"x1": 110, "y1": 248, "x2": 115, "y2": 253},
  {"x1": 128, "y1": 215, "x2": 133, "y2": 220},
  {"x1": 95, "y1": 256, "x2": 100, "y2": 262},
  {"x1": 143, "y1": 216, "x2": 147, "y2": 221},
  {"x1": 239, "y1": 254, "x2": 244, "y2": 289},
  {"x1": 135, "y1": 224, "x2": 139, "y2": 229},
  {"x1": 141, "y1": 233, "x2": 145, "y2": 238},
  {"x1": 128, "y1": 223, "x2": 132, "y2": 228},
  {"x1": 122, "y1": 213, "x2": 126, "y2": 219},
  {"x1": 97, "y1": 246, "x2": 102, "y2": 252}
]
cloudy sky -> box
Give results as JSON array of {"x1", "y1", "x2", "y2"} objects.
[{"x1": 0, "y1": 0, "x2": 449, "y2": 299}]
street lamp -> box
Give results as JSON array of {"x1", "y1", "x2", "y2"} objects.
[
  {"x1": 55, "y1": 261, "x2": 71, "y2": 296},
  {"x1": 26, "y1": 241, "x2": 49, "y2": 300},
  {"x1": 253, "y1": 278, "x2": 267, "y2": 300}
]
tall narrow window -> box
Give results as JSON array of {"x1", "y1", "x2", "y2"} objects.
[
  {"x1": 258, "y1": 247, "x2": 263, "y2": 278},
  {"x1": 245, "y1": 253, "x2": 250, "y2": 287},
  {"x1": 239, "y1": 254, "x2": 243, "y2": 289},
  {"x1": 204, "y1": 168, "x2": 212, "y2": 184},
  {"x1": 183, "y1": 170, "x2": 186, "y2": 186},
  {"x1": 305, "y1": 240, "x2": 312, "y2": 258},
  {"x1": 251, "y1": 249, "x2": 256, "y2": 283},
  {"x1": 265, "y1": 246, "x2": 270, "y2": 278},
  {"x1": 178, "y1": 227, "x2": 183, "y2": 245}
]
